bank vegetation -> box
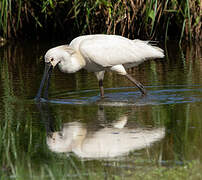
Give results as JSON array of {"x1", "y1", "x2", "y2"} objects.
[{"x1": 0, "y1": 0, "x2": 201, "y2": 42}]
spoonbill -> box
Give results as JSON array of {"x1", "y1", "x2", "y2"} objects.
[{"x1": 36, "y1": 34, "x2": 164, "y2": 100}]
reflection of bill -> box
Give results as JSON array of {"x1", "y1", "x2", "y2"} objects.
[{"x1": 47, "y1": 116, "x2": 165, "y2": 159}]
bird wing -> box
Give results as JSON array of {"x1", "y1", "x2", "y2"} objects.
[{"x1": 78, "y1": 35, "x2": 164, "y2": 68}]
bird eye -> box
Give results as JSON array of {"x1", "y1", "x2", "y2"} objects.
[{"x1": 50, "y1": 58, "x2": 54, "y2": 62}]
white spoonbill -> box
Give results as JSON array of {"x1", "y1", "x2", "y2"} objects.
[{"x1": 36, "y1": 34, "x2": 164, "y2": 100}]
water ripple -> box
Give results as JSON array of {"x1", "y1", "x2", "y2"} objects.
[{"x1": 45, "y1": 85, "x2": 202, "y2": 106}]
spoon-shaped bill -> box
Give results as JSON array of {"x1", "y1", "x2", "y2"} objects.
[
  {"x1": 36, "y1": 62, "x2": 52, "y2": 101},
  {"x1": 43, "y1": 66, "x2": 53, "y2": 99}
]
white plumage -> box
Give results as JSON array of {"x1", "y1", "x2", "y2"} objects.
[
  {"x1": 70, "y1": 35, "x2": 164, "y2": 69},
  {"x1": 36, "y1": 34, "x2": 164, "y2": 100}
]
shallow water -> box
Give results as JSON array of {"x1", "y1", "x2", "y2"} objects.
[{"x1": 0, "y1": 40, "x2": 202, "y2": 179}]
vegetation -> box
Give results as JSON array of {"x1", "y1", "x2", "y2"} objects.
[{"x1": 0, "y1": 0, "x2": 201, "y2": 41}]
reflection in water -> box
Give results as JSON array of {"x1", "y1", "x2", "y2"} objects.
[
  {"x1": 47, "y1": 122, "x2": 165, "y2": 159},
  {"x1": 38, "y1": 103, "x2": 165, "y2": 159}
]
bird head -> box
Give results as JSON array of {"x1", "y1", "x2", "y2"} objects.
[
  {"x1": 36, "y1": 45, "x2": 73, "y2": 101},
  {"x1": 44, "y1": 45, "x2": 72, "y2": 68}
]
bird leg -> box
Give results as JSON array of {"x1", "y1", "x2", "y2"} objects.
[
  {"x1": 95, "y1": 71, "x2": 105, "y2": 98},
  {"x1": 125, "y1": 74, "x2": 147, "y2": 96},
  {"x1": 99, "y1": 80, "x2": 105, "y2": 98}
]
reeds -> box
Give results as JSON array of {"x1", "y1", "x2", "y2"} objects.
[{"x1": 0, "y1": 0, "x2": 201, "y2": 41}]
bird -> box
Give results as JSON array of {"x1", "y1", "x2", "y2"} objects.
[{"x1": 36, "y1": 34, "x2": 164, "y2": 101}]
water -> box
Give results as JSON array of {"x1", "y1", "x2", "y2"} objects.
[{"x1": 0, "y1": 40, "x2": 202, "y2": 179}]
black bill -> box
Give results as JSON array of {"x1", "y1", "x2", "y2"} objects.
[{"x1": 36, "y1": 62, "x2": 53, "y2": 101}]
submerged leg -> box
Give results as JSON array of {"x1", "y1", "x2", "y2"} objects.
[{"x1": 125, "y1": 74, "x2": 147, "y2": 96}]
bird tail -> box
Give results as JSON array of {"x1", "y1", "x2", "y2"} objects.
[
  {"x1": 150, "y1": 45, "x2": 164, "y2": 57},
  {"x1": 133, "y1": 39, "x2": 164, "y2": 59}
]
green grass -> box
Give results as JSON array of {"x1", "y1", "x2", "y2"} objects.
[
  {"x1": 129, "y1": 161, "x2": 202, "y2": 180},
  {"x1": 0, "y1": 0, "x2": 201, "y2": 41}
]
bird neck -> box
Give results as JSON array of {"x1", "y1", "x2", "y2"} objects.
[{"x1": 58, "y1": 51, "x2": 86, "y2": 73}]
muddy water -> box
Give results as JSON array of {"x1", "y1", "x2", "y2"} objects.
[{"x1": 0, "y1": 40, "x2": 202, "y2": 179}]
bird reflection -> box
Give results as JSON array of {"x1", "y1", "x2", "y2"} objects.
[{"x1": 38, "y1": 103, "x2": 165, "y2": 159}]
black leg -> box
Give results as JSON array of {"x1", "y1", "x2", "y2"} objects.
[
  {"x1": 99, "y1": 80, "x2": 104, "y2": 98},
  {"x1": 125, "y1": 74, "x2": 147, "y2": 96}
]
